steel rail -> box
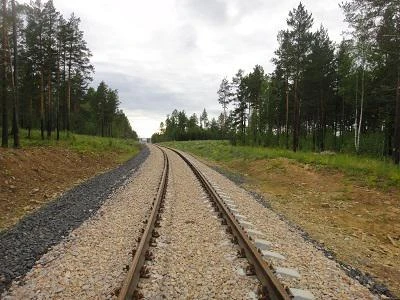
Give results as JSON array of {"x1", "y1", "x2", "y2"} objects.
[
  {"x1": 118, "y1": 146, "x2": 169, "y2": 300},
  {"x1": 165, "y1": 146, "x2": 292, "y2": 300}
]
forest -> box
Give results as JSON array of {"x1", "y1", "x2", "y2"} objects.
[
  {"x1": 153, "y1": 0, "x2": 400, "y2": 165},
  {"x1": 151, "y1": 108, "x2": 226, "y2": 142},
  {"x1": 0, "y1": 0, "x2": 137, "y2": 148}
]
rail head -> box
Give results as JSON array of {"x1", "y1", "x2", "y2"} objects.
[{"x1": 118, "y1": 146, "x2": 169, "y2": 300}]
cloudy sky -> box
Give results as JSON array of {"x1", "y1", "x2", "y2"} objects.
[{"x1": 42, "y1": 0, "x2": 348, "y2": 137}]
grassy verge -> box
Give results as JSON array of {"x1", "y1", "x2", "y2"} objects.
[
  {"x1": 10, "y1": 129, "x2": 141, "y2": 162},
  {"x1": 162, "y1": 140, "x2": 400, "y2": 190}
]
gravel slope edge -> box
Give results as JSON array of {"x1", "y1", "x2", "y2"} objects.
[{"x1": 0, "y1": 146, "x2": 150, "y2": 293}]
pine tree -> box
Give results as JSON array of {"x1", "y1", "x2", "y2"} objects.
[
  {"x1": 342, "y1": 0, "x2": 378, "y2": 153},
  {"x1": 42, "y1": 0, "x2": 59, "y2": 137},
  {"x1": 200, "y1": 108, "x2": 208, "y2": 129},
  {"x1": 286, "y1": 2, "x2": 313, "y2": 151},
  {"x1": 55, "y1": 15, "x2": 66, "y2": 140},
  {"x1": 231, "y1": 69, "x2": 247, "y2": 143},
  {"x1": 217, "y1": 77, "x2": 231, "y2": 125},
  {"x1": 337, "y1": 39, "x2": 355, "y2": 149},
  {"x1": 25, "y1": 0, "x2": 46, "y2": 138},
  {"x1": 11, "y1": 0, "x2": 19, "y2": 147},
  {"x1": 1, "y1": 0, "x2": 8, "y2": 147},
  {"x1": 64, "y1": 13, "x2": 93, "y2": 133},
  {"x1": 246, "y1": 65, "x2": 264, "y2": 144},
  {"x1": 273, "y1": 30, "x2": 292, "y2": 148},
  {"x1": 303, "y1": 26, "x2": 335, "y2": 151}
]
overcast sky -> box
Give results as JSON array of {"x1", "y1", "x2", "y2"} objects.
[{"x1": 39, "y1": 0, "x2": 349, "y2": 137}]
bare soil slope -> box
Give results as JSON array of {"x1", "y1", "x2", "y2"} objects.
[{"x1": 0, "y1": 147, "x2": 125, "y2": 230}]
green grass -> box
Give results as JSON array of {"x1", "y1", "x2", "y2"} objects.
[
  {"x1": 5, "y1": 129, "x2": 141, "y2": 162},
  {"x1": 161, "y1": 140, "x2": 400, "y2": 189}
]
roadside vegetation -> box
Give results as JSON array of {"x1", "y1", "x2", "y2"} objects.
[
  {"x1": 15, "y1": 129, "x2": 141, "y2": 162},
  {"x1": 163, "y1": 140, "x2": 400, "y2": 190}
]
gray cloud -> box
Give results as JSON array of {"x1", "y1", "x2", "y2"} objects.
[
  {"x1": 177, "y1": 0, "x2": 229, "y2": 25},
  {"x1": 92, "y1": 71, "x2": 186, "y2": 115},
  {"x1": 177, "y1": 24, "x2": 198, "y2": 52}
]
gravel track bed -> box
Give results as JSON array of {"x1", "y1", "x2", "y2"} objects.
[
  {"x1": 139, "y1": 149, "x2": 259, "y2": 299},
  {"x1": 181, "y1": 151, "x2": 377, "y2": 300},
  {"x1": 0, "y1": 146, "x2": 149, "y2": 293},
  {"x1": 2, "y1": 145, "x2": 164, "y2": 299}
]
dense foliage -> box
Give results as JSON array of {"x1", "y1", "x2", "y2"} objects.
[
  {"x1": 0, "y1": 0, "x2": 137, "y2": 148},
  {"x1": 218, "y1": 1, "x2": 400, "y2": 164},
  {"x1": 151, "y1": 108, "x2": 226, "y2": 143}
]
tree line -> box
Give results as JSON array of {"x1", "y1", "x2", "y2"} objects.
[
  {"x1": 0, "y1": 0, "x2": 137, "y2": 148},
  {"x1": 213, "y1": 1, "x2": 399, "y2": 164},
  {"x1": 151, "y1": 108, "x2": 226, "y2": 143},
  {"x1": 152, "y1": 1, "x2": 399, "y2": 164}
]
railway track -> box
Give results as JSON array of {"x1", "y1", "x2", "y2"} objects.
[
  {"x1": 1, "y1": 144, "x2": 377, "y2": 299},
  {"x1": 118, "y1": 147, "x2": 169, "y2": 299},
  {"x1": 118, "y1": 146, "x2": 314, "y2": 300}
]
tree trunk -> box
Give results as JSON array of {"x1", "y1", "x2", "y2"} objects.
[
  {"x1": 341, "y1": 95, "x2": 345, "y2": 150},
  {"x1": 319, "y1": 89, "x2": 325, "y2": 152},
  {"x1": 312, "y1": 116, "x2": 316, "y2": 152},
  {"x1": 357, "y1": 67, "x2": 365, "y2": 153},
  {"x1": 1, "y1": 0, "x2": 8, "y2": 148},
  {"x1": 285, "y1": 86, "x2": 289, "y2": 149},
  {"x1": 62, "y1": 51, "x2": 66, "y2": 130},
  {"x1": 28, "y1": 95, "x2": 32, "y2": 139},
  {"x1": 47, "y1": 75, "x2": 52, "y2": 137},
  {"x1": 101, "y1": 117, "x2": 104, "y2": 137},
  {"x1": 56, "y1": 54, "x2": 60, "y2": 140},
  {"x1": 40, "y1": 71, "x2": 45, "y2": 139},
  {"x1": 66, "y1": 77, "x2": 71, "y2": 133},
  {"x1": 334, "y1": 95, "x2": 338, "y2": 151},
  {"x1": 354, "y1": 73, "x2": 359, "y2": 152},
  {"x1": 293, "y1": 78, "x2": 300, "y2": 152},
  {"x1": 66, "y1": 46, "x2": 72, "y2": 134},
  {"x1": 11, "y1": 0, "x2": 19, "y2": 148},
  {"x1": 393, "y1": 70, "x2": 400, "y2": 164}
]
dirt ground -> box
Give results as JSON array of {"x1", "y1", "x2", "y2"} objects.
[
  {"x1": 208, "y1": 157, "x2": 399, "y2": 297},
  {"x1": 0, "y1": 147, "x2": 126, "y2": 231}
]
